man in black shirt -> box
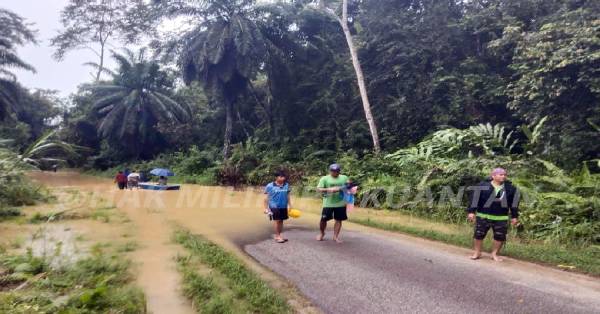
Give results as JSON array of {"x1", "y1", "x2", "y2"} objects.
[{"x1": 467, "y1": 168, "x2": 520, "y2": 261}]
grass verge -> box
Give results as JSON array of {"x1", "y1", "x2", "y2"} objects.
[
  {"x1": 351, "y1": 217, "x2": 600, "y2": 276},
  {"x1": 0, "y1": 247, "x2": 145, "y2": 313},
  {"x1": 174, "y1": 229, "x2": 290, "y2": 314}
]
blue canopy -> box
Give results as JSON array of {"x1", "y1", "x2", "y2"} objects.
[{"x1": 149, "y1": 168, "x2": 175, "y2": 177}]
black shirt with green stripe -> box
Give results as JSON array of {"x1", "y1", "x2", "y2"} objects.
[{"x1": 467, "y1": 180, "x2": 520, "y2": 220}]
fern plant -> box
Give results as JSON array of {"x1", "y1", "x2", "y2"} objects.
[{"x1": 469, "y1": 123, "x2": 518, "y2": 155}]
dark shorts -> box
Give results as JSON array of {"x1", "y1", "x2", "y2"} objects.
[
  {"x1": 118, "y1": 182, "x2": 126, "y2": 190},
  {"x1": 474, "y1": 217, "x2": 508, "y2": 241},
  {"x1": 270, "y1": 208, "x2": 288, "y2": 221},
  {"x1": 321, "y1": 207, "x2": 348, "y2": 221}
]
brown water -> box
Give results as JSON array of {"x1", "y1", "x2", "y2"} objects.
[{"x1": 28, "y1": 171, "x2": 325, "y2": 314}]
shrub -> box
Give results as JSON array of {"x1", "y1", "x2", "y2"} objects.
[{"x1": 0, "y1": 149, "x2": 50, "y2": 209}]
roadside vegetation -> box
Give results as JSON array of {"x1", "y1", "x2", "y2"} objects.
[
  {"x1": 0, "y1": 180, "x2": 146, "y2": 313},
  {"x1": 0, "y1": 247, "x2": 145, "y2": 313},
  {"x1": 0, "y1": 149, "x2": 51, "y2": 217},
  {"x1": 351, "y1": 216, "x2": 600, "y2": 275},
  {"x1": 174, "y1": 229, "x2": 290, "y2": 314}
]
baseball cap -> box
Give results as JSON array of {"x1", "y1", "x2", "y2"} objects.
[
  {"x1": 274, "y1": 170, "x2": 287, "y2": 178},
  {"x1": 329, "y1": 163, "x2": 341, "y2": 172}
]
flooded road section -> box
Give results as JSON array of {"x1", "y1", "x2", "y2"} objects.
[{"x1": 28, "y1": 171, "x2": 321, "y2": 314}]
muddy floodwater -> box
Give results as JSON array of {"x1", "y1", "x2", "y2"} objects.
[
  {"x1": 28, "y1": 171, "x2": 327, "y2": 313},
  {"x1": 29, "y1": 171, "x2": 325, "y2": 244}
]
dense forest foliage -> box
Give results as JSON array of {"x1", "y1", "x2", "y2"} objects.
[{"x1": 1, "y1": 0, "x2": 599, "y2": 244}]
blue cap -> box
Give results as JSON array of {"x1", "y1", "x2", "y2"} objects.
[{"x1": 329, "y1": 163, "x2": 341, "y2": 172}]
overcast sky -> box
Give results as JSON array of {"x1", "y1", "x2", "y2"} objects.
[
  {"x1": 3, "y1": 0, "x2": 119, "y2": 98},
  {"x1": 3, "y1": 0, "x2": 272, "y2": 98}
]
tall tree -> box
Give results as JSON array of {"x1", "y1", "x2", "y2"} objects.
[
  {"x1": 319, "y1": 0, "x2": 381, "y2": 154},
  {"x1": 156, "y1": 0, "x2": 268, "y2": 158},
  {"x1": 51, "y1": 0, "x2": 153, "y2": 81},
  {"x1": 87, "y1": 48, "x2": 190, "y2": 158},
  {"x1": 504, "y1": 4, "x2": 600, "y2": 165},
  {"x1": 0, "y1": 8, "x2": 37, "y2": 120}
]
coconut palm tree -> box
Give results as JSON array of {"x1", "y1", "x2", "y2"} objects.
[
  {"x1": 86, "y1": 48, "x2": 190, "y2": 157},
  {"x1": 159, "y1": 0, "x2": 267, "y2": 158},
  {"x1": 0, "y1": 8, "x2": 37, "y2": 120}
]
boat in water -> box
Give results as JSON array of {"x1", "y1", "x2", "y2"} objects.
[{"x1": 139, "y1": 183, "x2": 180, "y2": 190}]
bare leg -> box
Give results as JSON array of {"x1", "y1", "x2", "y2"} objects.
[
  {"x1": 471, "y1": 239, "x2": 483, "y2": 260},
  {"x1": 273, "y1": 220, "x2": 283, "y2": 240},
  {"x1": 333, "y1": 220, "x2": 343, "y2": 243},
  {"x1": 316, "y1": 220, "x2": 327, "y2": 241},
  {"x1": 491, "y1": 240, "x2": 504, "y2": 261}
]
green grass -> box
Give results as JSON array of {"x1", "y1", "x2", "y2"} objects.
[
  {"x1": 27, "y1": 210, "x2": 87, "y2": 224},
  {"x1": 0, "y1": 248, "x2": 145, "y2": 313},
  {"x1": 176, "y1": 254, "x2": 240, "y2": 314},
  {"x1": 0, "y1": 207, "x2": 22, "y2": 222},
  {"x1": 116, "y1": 241, "x2": 139, "y2": 253},
  {"x1": 351, "y1": 217, "x2": 600, "y2": 276},
  {"x1": 174, "y1": 229, "x2": 291, "y2": 314}
]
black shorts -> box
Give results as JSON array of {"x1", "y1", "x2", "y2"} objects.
[
  {"x1": 474, "y1": 217, "x2": 508, "y2": 241},
  {"x1": 270, "y1": 208, "x2": 288, "y2": 221},
  {"x1": 118, "y1": 182, "x2": 126, "y2": 190},
  {"x1": 321, "y1": 207, "x2": 348, "y2": 221}
]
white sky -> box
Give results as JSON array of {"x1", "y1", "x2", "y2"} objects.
[
  {"x1": 2, "y1": 0, "x2": 276, "y2": 98},
  {"x1": 2, "y1": 0, "x2": 123, "y2": 97}
]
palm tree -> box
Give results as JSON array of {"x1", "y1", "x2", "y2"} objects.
[
  {"x1": 17, "y1": 130, "x2": 84, "y2": 168},
  {"x1": 162, "y1": 0, "x2": 267, "y2": 158},
  {"x1": 0, "y1": 8, "x2": 37, "y2": 120},
  {"x1": 86, "y1": 48, "x2": 190, "y2": 157}
]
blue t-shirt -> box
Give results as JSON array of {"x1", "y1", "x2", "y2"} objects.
[{"x1": 264, "y1": 182, "x2": 290, "y2": 209}]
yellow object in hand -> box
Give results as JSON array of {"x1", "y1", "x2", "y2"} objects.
[{"x1": 288, "y1": 209, "x2": 302, "y2": 218}]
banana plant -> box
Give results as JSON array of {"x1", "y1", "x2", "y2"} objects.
[{"x1": 520, "y1": 116, "x2": 548, "y2": 155}]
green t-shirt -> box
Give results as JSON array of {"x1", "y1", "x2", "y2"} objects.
[{"x1": 317, "y1": 174, "x2": 348, "y2": 208}]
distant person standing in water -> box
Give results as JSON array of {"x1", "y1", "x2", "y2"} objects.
[
  {"x1": 114, "y1": 171, "x2": 127, "y2": 190},
  {"x1": 127, "y1": 170, "x2": 140, "y2": 189},
  {"x1": 263, "y1": 171, "x2": 292, "y2": 243},
  {"x1": 467, "y1": 168, "x2": 520, "y2": 261},
  {"x1": 139, "y1": 170, "x2": 148, "y2": 183},
  {"x1": 158, "y1": 176, "x2": 168, "y2": 186},
  {"x1": 316, "y1": 163, "x2": 349, "y2": 243}
]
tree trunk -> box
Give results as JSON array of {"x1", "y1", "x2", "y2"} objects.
[
  {"x1": 338, "y1": 0, "x2": 381, "y2": 154},
  {"x1": 223, "y1": 100, "x2": 233, "y2": 158},
  {"x1": 95, "y1": 40, "x2": 105, "y2": 81}
]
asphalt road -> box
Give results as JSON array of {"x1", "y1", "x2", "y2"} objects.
[{"x1": 245, "y1": 229, "x2": 600, "y2": 314}]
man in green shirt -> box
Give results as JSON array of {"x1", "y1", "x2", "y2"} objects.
[{"x1": 316, "y1": 163, "x2": 349, "y2": 243}]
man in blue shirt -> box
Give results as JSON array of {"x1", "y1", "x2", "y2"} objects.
[{"x1": 263, "y1": 171, "x2": 292, "y2": 243}]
